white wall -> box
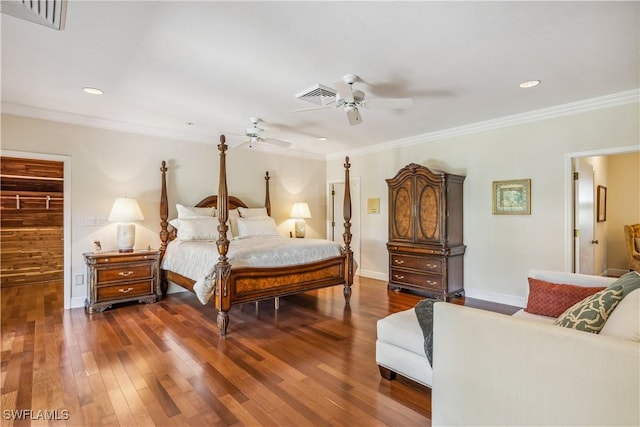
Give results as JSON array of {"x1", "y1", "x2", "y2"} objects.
[
  {"x1": 326, "y1": 102, "x2": 640, "y2": 307},
  {"x1": 1, "y1": 114, "x2": 327, "y2": 307}
]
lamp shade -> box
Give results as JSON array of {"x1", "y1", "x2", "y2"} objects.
[
  {"x1": 108, "y1": 198, "x2": 144, "y2": 222},
  {"x1": 290, "y1": 202, "x2": 311, "y2": 219}
]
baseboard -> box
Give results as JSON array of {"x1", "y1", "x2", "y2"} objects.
[
  {"x1": 359, "y1": 269, "x2": 388, "y2": 281},
  {"x1": 464, "y1": 288, "x2": 526, "y2": 308},
  {"x1": 70, "y1": 296, "x2": 85, "y2": 309},
  {"x1": 167, "y1": 283, "x2": 188, "y2": 294}
]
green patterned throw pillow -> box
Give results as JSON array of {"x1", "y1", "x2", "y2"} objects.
[
  {"x1": 554, "y1": 286, "x2": 624, "y2": 334},
  {"x1": 607, "y1": 270, "x2": 640, "y2": 297},
  {"x1": 554, "y1": 271, "x2": 640, "y2": 334}
]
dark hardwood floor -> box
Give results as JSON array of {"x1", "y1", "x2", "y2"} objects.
[{"x1": 1, "y1": 276, "x2": 518, "y2": 426}]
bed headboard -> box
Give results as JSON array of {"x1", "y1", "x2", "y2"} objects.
[
  {"x1": 195, "y1": 195, "x2": 248, "y2": 210},
  {"x1": 158, "y1": 157, "x2": 271, "y2": 258}
]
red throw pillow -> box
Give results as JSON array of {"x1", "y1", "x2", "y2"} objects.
[{"x1": 525, "y1": 278, "x2": 606, "y2": 318}]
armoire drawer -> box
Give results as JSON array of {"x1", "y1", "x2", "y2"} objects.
[
  {"x1": 389, "y1": 268, "x2": 442, "y2": 291},
  {"x1": 390, "y1": 253, "x2": 442, "y2": 274}
]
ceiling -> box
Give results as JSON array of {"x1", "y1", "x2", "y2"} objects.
[{"x1": 2, "y1": 1, "x2": 638, "y2": 157}]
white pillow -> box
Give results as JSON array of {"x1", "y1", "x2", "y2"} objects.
[
  {"x1": 176, "y1": 217, "x2": 218, "y2": 240},
  {"x1": 600, "y1": 287, "x2": 640, "y2": 342},
  {"x1": 237, "y1": 207, "x2": 268, "y2": 218},
  {"x1": 169, "y1": 218, "x2": 180, "y2": 229},
  {"x1": 176, "y1": 203, "x2": 215, "y2": 219},
  {"x1": 236, "y1": 216, "x2": 280, "y2": 238},
  {"x1": 228, "y1": 209, "x2": 240, "y2": 237}
]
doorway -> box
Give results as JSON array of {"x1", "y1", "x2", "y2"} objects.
[
  {"x1": 566, "y1": 146, "x2": 640, "y2": 275},
  {"x1": 0, "y1": 156, "x2": 64, "y2": 287},
  {"x1": 0, "y1": 150, "x2": 72, "y2": 307}
]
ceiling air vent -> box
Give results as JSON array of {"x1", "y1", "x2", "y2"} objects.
[
  {"x1": 295, "y1": 84, "x2": 337, "y2": 106},
  {"x1": 1, "y1": 0, "x2": 67, "y2": 30}
]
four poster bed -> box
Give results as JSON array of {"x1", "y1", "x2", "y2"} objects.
[{"x1": 159, "y1": 135, "x2": 355, "y2": 335}]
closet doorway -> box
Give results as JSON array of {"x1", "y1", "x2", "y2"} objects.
[{"x1": 1, "y1": 156, "x2": 64, "y2": 288}]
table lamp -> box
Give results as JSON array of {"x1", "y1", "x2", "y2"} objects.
[
  {"x1": 290, "y1": 202, "x2": 311, "y2": 238},
  {"x1": 108, "y1": 197, "x2": 144, "y2": 252}
]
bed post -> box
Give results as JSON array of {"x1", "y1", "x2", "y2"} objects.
[
  {"x1": 264, "y1": 171, "x2": 271, "y2": 216},
  {"x1": 159, "y1": 160, "x2": 169, "y2": 296},
  {"x1": 343, "y1": 156, "x2": 353, "y2": 302},
  {"x1": 215, "y1": 135, "x2": 232, "y2": 335}
]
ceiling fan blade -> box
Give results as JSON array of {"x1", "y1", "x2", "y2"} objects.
[
  {"x1": 291, "y1": 105, "x2": 334, "y2": 113},
  {"x1": 264, "y1": 138, "x2": 292, "y2": 148},
  {"x1": 334, "y1": 81, "x2": 354, "y2": 103},
  {"x1": 346, "y1": 108, "x2": 362, "y2": 125},
  {"x1": 359, "y1": 98, "x2": 414, "y2": 109}
]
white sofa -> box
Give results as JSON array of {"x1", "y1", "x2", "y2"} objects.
[{"x1": 376, "y1": 270, "x2": 640, "y2": 426}]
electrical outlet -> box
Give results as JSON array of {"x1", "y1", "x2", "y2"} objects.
[{"x1": 75, "y1": 274, "x2": 84, "y2": 285}]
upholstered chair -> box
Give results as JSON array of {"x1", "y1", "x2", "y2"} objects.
[{"x1": 623, "y1": 224, "x2": 640, "y2": 272}]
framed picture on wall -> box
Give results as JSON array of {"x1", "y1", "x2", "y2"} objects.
[
  {"x1": 597, "y1": 185, "x2": 607, "y2": 222},
  {"x1": 492, "y1": 179, "x2": 531, "y2": 215}
]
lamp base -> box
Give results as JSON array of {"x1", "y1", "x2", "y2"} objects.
[
  {"x1": 294, "y1": 220, "x2": 305, "y2": 238},
  {"x1": 116, "y1": 223, "x2": 136, "y2": 252}
]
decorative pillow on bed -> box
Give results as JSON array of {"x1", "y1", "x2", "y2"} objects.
[
  {"x1": 237, "y1": 207, "x2": 268, "y2": 218},
  {"x1": 525, "y1": 278, "x2": 605, "y2": 318},
  {"x1": 236, "y1": 216, "x2": 280, "y2": 238},
  {"x1": 176, "y1": 204, "x2": 215, "y2": 218},
  {"x1": 176, "y1": 217, "x2": 218, "y2": 240},
  {"x1": 228, "y1": 209, "x2": 240, "y2": 238}
]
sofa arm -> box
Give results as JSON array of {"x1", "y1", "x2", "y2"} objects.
[{"x1": 432, "y1": 302, "x2": 640, "y2": 426}]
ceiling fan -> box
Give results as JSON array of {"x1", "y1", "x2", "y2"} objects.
[
  {"x1": 293, "y1": 74, "x2": 414, "y2": 125},
  {"x1": 227, "y1": 117, "x2": 292, "y2": 149}
]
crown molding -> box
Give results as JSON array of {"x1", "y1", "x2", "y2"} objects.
[
  {"x1": 0, "y1": 102, "x2": 325, "y2": 160},
  {"x1": 326, "y1": 89, "x2": 640, "y2": 161},
  {"x1": 3, "y1": 88, "x2": 637, "y2": 164}
]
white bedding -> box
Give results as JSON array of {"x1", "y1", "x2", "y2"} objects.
[{"x1": 161, "y1": 236, "x2": 343, "y2": 304}]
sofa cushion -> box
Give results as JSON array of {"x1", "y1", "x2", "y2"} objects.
[
  {"x1": 377, "y1": 309, "x2": 426, "y2": 356},
  {"x1": 525, "y1": 278, "x2": 605, "y2": 318},
  {"x1": 600, "y1": 288, "x2": 640, "y2": 341},
  {"x1": 554, "y1": 286, "x2": 623, "y2": 333}
]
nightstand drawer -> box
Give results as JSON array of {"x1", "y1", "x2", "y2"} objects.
[
  {"x1": 97, "y1": 264, "x2": 152, "y2": 283},
  {"x1": 97, "y1": 280, "x2": 153, "y2": 300},
  {"x1": 390, "y1": 268, "x2": 442, "y2": 290},
  {"x1": 390, "y1": 253, "x2": 442, "y2": 274}
]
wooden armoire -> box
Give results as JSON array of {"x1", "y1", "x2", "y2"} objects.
[{"x1": 386, "y1": 163, "x2": 465, "y2": 300}]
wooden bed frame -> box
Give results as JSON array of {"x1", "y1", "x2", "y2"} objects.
[{"x1": 159, "y1": 135, "x2": 354, "y2": 335}]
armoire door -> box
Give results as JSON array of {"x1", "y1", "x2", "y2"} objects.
[
  {"x1": 389, "y1": 177, "x2": 414, "y2": 242},
  {"x1": 414, "y1": 175, "x2": 441, "y2": 245}
]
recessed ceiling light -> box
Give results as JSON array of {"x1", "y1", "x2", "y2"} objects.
[
  {"x1": 318, "y1": 137, "x2": 328, "y2": 141},
  {"x1": 519, "y1": 80, "x2": 541, "y2": 89},
  {"x1": 83, "y1": 87, "x2": 103, "y2": 95},
  {"x1": 186, "y1": 122, "x2": 194, "y2": 126}
]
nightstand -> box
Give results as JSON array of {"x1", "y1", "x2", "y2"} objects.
[{"x1": 83, "y1": 249, "x2": 160, "y2": 314}]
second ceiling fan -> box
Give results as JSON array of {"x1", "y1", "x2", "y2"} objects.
[
  {"x1": 294, "y1": 74, "x2": 414, "y2": 125},
  {"x1": 227, "y1": 117, "x2": 292, "y2": 149}
]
